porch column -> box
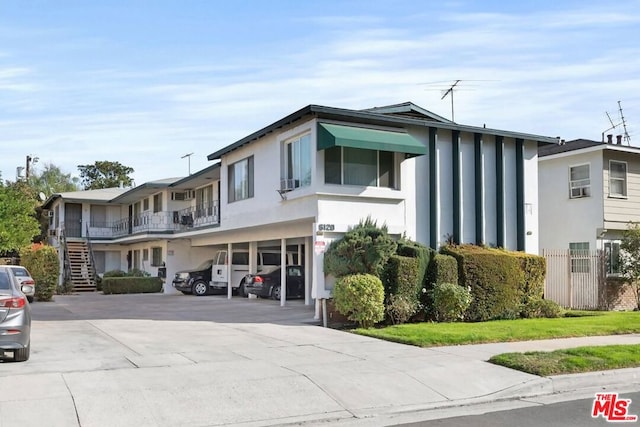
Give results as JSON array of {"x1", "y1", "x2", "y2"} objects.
[
  {"x1": 281, "y1": 238, "x2": 287, "y2": 306},
  {"x1": 305, "y1": 236, "x2": 312, "y2": 305},
  {"x1": 227, "y1": 242, "x2": 233, "y2": 299}
]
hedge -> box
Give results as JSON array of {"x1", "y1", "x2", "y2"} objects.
[
  {"x1": 396, "y1": 240, "x2": 434, "y2": 291},
  {"x1": 102, "y1": 277, "x2": 163, "y2": 294},
  {"x1": 441, "y1": 245, "x2": 524, "y2": 321},
  {"x1": 20, "y1": 244, "x2": 59, "y2": 301}
]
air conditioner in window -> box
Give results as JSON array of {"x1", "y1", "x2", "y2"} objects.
[{"x1": 280, "y1": 179, "x2": 299, "y2": 192}]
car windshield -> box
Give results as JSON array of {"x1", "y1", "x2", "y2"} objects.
[
  {"x1": 0, "y1": 271, "x2": 11, "y2": 290},
  {"x1": 10, "y1": 267, "x2": 29, "y2": 277},
  {"x1": 195, "y1": 260, "x2": 213, "y2": 270}
]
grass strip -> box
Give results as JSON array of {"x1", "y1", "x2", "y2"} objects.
[
  {"x1": 488, "y1": 344, "x2": 640, "y2": 376},
  {"x1": 354, "y1": 311, "x2": 640, "y2": 347}
]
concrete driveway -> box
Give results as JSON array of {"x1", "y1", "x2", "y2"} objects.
[{"x1": 2, "y1": 293, "x2": 639, "y2": 427}]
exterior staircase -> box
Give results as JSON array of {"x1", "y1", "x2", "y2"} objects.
[{"x1": 65, "y1": 240, "x2": 97, "y2": 292}]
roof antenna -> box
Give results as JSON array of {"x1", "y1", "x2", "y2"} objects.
[
  {"x1": 602, "y1": 111, "x2": 618, "y2": 143},
  {"x1": 441, "y1": 80, "x2": 460, "y2": 122},
  {"x1": 618, "y1": 101, "x2": 631, "y2": 145}
]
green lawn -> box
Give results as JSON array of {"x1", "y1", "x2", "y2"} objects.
[
  {"x1": 489, "y1": 344, "x2": 640, "y2": 376},
  {"x1": 354, "y1": 311, "x2": 640, "y2": 347},
  {"x1": 354, "y1": 311, "x2": 640, "y2": 376}
]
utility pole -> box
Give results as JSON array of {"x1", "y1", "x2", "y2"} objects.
[{"x1": 25, "y1": 155, "x2": 38, "y2": 179}]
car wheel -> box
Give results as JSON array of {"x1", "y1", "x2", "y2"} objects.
[
  {"x1": 192, "y1": 281, "x2": 208, "y2": 296},
  {"x1": 238, "y1": 281, "x2": 248, "y2": 298},
  {"x1": 27, "y1": 296, "x2": 34, "y2": 303},
  {"x1": 271, "y1": 285, "x2": 281, "y2": 300},
  {"x1": 14, "y1": 343, "x2": 30, "y2": 362}
]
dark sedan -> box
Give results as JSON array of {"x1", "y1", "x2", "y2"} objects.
[{"x1": 244, "y1": 265, "x2": 304, "y2": 300}]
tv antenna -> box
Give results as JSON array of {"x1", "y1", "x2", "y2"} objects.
[
  {"x1": 602, "y1": 101, "x2": 631, "y2": 144},
  {"x1": 181, "y1": 152, "x2": 194, "y2": 175},
  {"x1": 441, "y1": 80, "x2": 461, "y2": 122}
]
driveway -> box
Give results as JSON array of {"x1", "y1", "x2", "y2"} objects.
[{"x1": 2, "y1": 293, "x2": 638, "y2": 427}]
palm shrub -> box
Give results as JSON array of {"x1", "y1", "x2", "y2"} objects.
[
  {"x1": 333, "y1": 274, "x2": 385, "y2": 328},
  {"x1": 20, "y1": 243, "x2": 59, "y2": 301}
]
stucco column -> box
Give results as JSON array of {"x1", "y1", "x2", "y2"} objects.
[
  {"x1": 280, "y1": 238, "x2": 287, "y2": 306},
  {"x1": 227, "y1": 242, "x2": 233, "y2": 299}
]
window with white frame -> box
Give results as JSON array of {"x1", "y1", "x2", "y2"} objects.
[
  {"x1": 604, "y1": 241, "x2": 621, "y2": 275},
  {"x1": 283, "y1": 133, "x2": 311, "y2": 190},
  {"x1": 195, "y1": 185, "x2": 214, "y2": 217},
  {"x1": 569, "y1": 164, "x2": 590, "y2": 199},
  {"x1": 569, "y1": 242, "x2": 590, "y2": 273},
  {"x1": 153, "y1": 193, "x2": 163, "y2": 213},
  {"x1": 324, "y1": 147, "x2": 395, "y2": 188},
  {"x1": 609, "y1": 160, "x2": 627, "y2": 197},
  {"x1": 151, "y1": 247, "x2": 162, "y2": 267},
  {"x1": 143, "y1": 198, "x2": 149, "y2": 211},
  {"x1": 228, "y1": 156, "x2": 254, "y2": 203}
]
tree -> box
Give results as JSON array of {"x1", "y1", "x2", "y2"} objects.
[
  {"x1": 77, "y1": 161, "x2": 134, "y2": 190},
  {"x1": 323, "y1": 217, "x2": 397, "y2": 278},
  {"x1": 0, "y1": 182, "x2": 41, "y2": 254},
  {"x1": 28, "y1": 163, "x2": 80, "y2": 196},
  {"x1": 620, "y1": 222, "x2": 640, "y2": 309}
]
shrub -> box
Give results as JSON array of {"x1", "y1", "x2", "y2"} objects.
[
  {"x1": 324, "y1": 217, "x2": 397, "y2": 278},
  {"x1": 513, "y1": 252, "x2": 546, "y2": 306},
  {"x1": 127, "y1": 268, "x2": 150, "y2": 277},
  {"x1": 441, "y1": 245, "x2": 524, "y2": 321},
  {"x1": 382, "y1": 255, "x2": 420, "y2": 324},
  {"x1": 332, "y1": 274, "x2": 385, "y2": 328},
  {"x1": 19, "y1": 243, "x2": 59, "y2": 302},
  {"x1": 396, "y1": 239, "x2": 434, "y2": 291},
  {"x1": 521, "y1": 299, "x2": 564, "y2": 318},
  {"x1": 101, "y1": 277, "x2": 163, "y2": 294},
  {"x1": 431, "y1": 282, "x2": 472, "y2": 322},
  {"x1": 423, "y1": 254, "x2": 459, "y2": 319},
  {"x1": 103, "y1": 270, "x2": 127, "y2": 277},
  {"x1": 386, "y1": 294, "x2": 418, "y2": 325}
]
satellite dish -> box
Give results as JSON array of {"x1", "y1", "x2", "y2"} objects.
[{"x1": 38, "y1": 192, "x2": 46, "y2": 201}]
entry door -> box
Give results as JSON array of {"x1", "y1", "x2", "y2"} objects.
[{"x1": 65, "y1": 203, "x2": 82, "y2": 237}]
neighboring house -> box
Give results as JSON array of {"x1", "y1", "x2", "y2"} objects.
[
  {"x1": 539, "y1": 136, "x2": 638, "y2": 310},
  {"x1": 43, "y1": 102, "x2": 557, "y2": 317}
]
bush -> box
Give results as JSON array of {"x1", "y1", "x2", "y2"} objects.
[
  {"x1": 441, "y1": 245, "x2": 524, "y2": 321},
  {"x1": 521, "y1": 299, "x2": 563, "y2": 318},
  {"x1": 127, "y1": 268, "x2": 150, "y2": 277},
  {"x1": 513, "y1": 252, "x2": 546, "y2": 306},
  {"x1": 324, "y1": 217, "x2": 397, "y2": 278},
  {"x1": 431, "y1": 282, "x2": 472, "y2": 322},
  {"x1": 427, "y1": 254, "x2": 459, "y2": 287},
  {"x1": 396, "y1": 239, "x2": 434, "y2": 290},
  {"x1": 19, "y1": 243, "x2": 59, "y2": 302},
  {"x1": 101, "y1": 277, "x2": 163, "y2": 294},
  {"x1": 382, "y1": 255, "x2": 420, "y2": 324},
  {"x1": 103, "y1": 270, "x2": 127, "y2": 277},
  {"x1": 332, "y1": 274, "x2": 385, "y2": 328}
]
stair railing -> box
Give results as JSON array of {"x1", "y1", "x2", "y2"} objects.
[
  {"x1": 85, "y1": 222, "x2": 98, "y2": 288},
  {"x1": 60, "y1": 227, "x2": 72, "y2": 287}
]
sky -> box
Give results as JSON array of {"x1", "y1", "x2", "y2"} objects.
[{"x1": 1, "y1": 0, "x2": 639, "y2": 188}]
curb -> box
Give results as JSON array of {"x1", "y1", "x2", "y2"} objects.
[{"x1": 550, "y1": 367, "x2": 640, "y2": 393}]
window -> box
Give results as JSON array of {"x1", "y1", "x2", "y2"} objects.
[
  {"x1": 153, "y1": 193, "x2": 163, "y2": 213},
  {"x1": 604, "y1": 241, "x2": 621, "y2": 275},
  {"x1": 324, "y1": 147, "x2": 396, "y2": 188},
  {"x1": 195, "y1": 185, "x2": 214, "y2": 217},
  {"x1": 90, "y1": 205, "x2": 107, "y2": 227},
  {"x1": 151, "y1": 247, "x2": 162, "y2": 267},
  {"x1": 609, "y1": 161, "x2": 627, "y2": 197},
  {"x1": 284, "y1": 134, "x2": 311, "y2": 189},
  {"x1": 228, "y1": 156, "x2": 254, "y2": 202},
  {"x1": 143, "y1": 198, "x2": 149, "y2": 211},
  {"x1": 143, "y1": 248, "x2": 149, "y2": 261},
  {"x1": 569, "y1": 164, "x2": 590, "y2": 198},
  {"x1": 569, "y1": 242, "x2": 590, "y2": 273}
]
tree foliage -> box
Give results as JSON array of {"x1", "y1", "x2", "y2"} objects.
[
  {"x1": 77, "y1": 161, "x2": 134, "y2": 190},
  {"x1": 28, "y1": 162, "x2": 80, "y2": 196},
  {"x1": 20, "y1": 244, "x2": 59, "y2": 301},
  {"x1": 0, "y1": 182, "x2": 41, "y2": 253},
  {"x1": 620, "y1": 222, "x2": 640, "y2": 309},
  {"x1": 323, "y1": 217, "x2": 397, "y2": 278}
]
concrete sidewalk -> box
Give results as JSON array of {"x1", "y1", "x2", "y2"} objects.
[{"x1": 2, "y1": 294, "x2": 640, "y2": 426}]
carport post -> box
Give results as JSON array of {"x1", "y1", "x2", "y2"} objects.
[
  {"x1": 304, "y1": 236, "x2": 311, "y2": 305},
  {"x1": 227, "y1": 242, "x2": 233, "y2": 299},
  {"x1": 281, "y1": 238, "x2": 286, "y2": 306}
]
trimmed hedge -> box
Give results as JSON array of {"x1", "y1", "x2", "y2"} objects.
[
  {"x1": 427, "y1": 254, "x2": 459, "y2": 287},
  {"x1": 102, "y1": 277, "x2": 163, "y2": 294},
  {"x1": 441, "y1": 245, "x2": 523, "y2": 321},
  {"x1": 333, "y1": 274, "x2": 385, "y2": 328},
  {"x1": 382, "y1": 255, "x2": 420, "y2": 324},
  {"x1": 396, "y1": 240, "x2": 435, "y2": 291},
  {"x1": 512, "y1": 252, "x2": 546, "y2": 306}
]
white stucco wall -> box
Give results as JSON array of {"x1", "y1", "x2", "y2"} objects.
[{"x1": 539, "y1": 150, "x2": 604, "y2": 251}]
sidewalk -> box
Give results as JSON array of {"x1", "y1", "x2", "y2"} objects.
[{"x1": 3, "y1": 295, "x2": 640, "y2": 426}]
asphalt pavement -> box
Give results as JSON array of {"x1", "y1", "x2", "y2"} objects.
[{"x1": 1, "y1": 292, "x2": 640, "y2": 427}]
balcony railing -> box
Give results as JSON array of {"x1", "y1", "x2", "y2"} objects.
[{"x1": 88, "y1": 201, "x2": 220, "y2": 239}]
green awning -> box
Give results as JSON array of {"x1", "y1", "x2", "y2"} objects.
[{"x1": 317, "y1": 123, "x2": 427, "y2": 157}]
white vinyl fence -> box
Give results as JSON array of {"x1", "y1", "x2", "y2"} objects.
[{"x1": 543, "y1": 249, "x2": 604, "y2": 310}]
